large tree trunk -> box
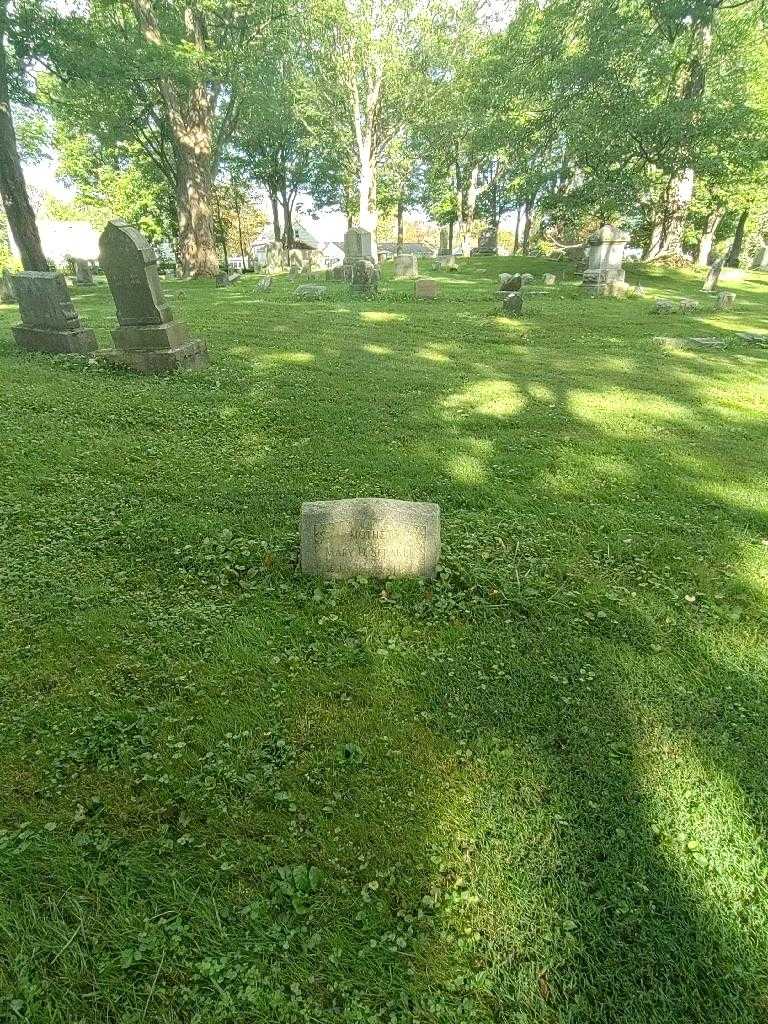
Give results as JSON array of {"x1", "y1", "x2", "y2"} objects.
[
  {"x1": 696, "y1": 209, "x2": 722, "y2": 267},
  {"x1": 396, "y1": 194, "x2": 404, "y2": 255},
  {"x1": 645, "y1": 170, "x2": 695, "y2": 260},
  {"x1": 726, "y1": 208, "x2": 748, "y2": 267},
  {"x1": 171, "y1": 87, "x2": 218, "y2": 277},
  {"x1": 0, "y1": 1, "x2": 47, "y2": 271},
  {"x1": 134, "y1": 0, "x2": 219, "y2": 277}
]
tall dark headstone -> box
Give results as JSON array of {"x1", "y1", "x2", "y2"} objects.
[
  {"x1": 11, "y1": 271, "x2": 97, "y2": 354},
  {"x1": 98, "y1": 219, "x2": 208, "y2": 373},
  {"x1": 1, "y1": 268, "x2": 17, "y2": 303},
  {"x1": 702, "y1": 257, "x2": 724, "y2": 293}
]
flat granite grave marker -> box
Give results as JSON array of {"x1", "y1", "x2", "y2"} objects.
[
  {"x1": 98, "y1": 219, "x2": 208, "y2": 373},
  {"x1": 11, "y1": 271, "x2": 97, "y2": 354},
  {"x1": 301, "y1": 498, "x2": 440, "y2": 579}
]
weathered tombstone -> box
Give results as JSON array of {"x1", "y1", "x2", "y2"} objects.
[
  {"x1": 438, "y1": 255, "x2": 458, "y2": 271},
  {"x1": 502, "y1": 273, "x2": 522, "y2": 293},
  {"x1": 265, "y1": 241, "x2": 283, "y2": 275},
  {"x1": 679, "y1": 298, "x2": 699, "y2": 313},
  {"x1": 582, "y1": 224, "x2": 629, "y2": 295},
  {"x1": 521, "y1": 273, "x2": 535, "y2": 285},
  {"x1": 753, "y1": 244, "x2": 768, "y2": 271},
  {"x1": 98, "y1": 219, "x2": 208, "y2": 373},
  {"x1": 11, "y1": 271, "x2": 97, "y2": 354},
  {"x1": 1, "y1": 268, "x2": 17, "y2": 303},
  {"x1": 654, "y1": 299, "x2": 676, "y2": 314},
  {"x1": 343, "y1": 227, "x2": 373, "y2": 268},
  {"x1": 351, "y1": 258, "x2": 378, "y2": 295},
  {"x1": 289, "y1": 248, "x2": 308, "y2": 274},
  {"x1": 216, "y1": 271, "x2": 241, "y2": 288},
  {"x1": 438, "y1": 225, "x2": 451, "y2": 256},
  {"x1": 256, "y1": 275, "x2": 272, "y2": 291},
  {"x1": 714, "y1": 290, "x2": 736, "y2": 310},
  {"x1": 74, "y1": 259, "x2": 93, "y2": 285},
  {"x1": 606, "y1": 280, "x2": 630, "y2": 298},
  {"x1": 543, "y1": 273, "x2": 556, "y2": 286},
  {"x1": 702, "y1": 257, "x2": 723, "y2": 293},
  {"x1": 502, "y1": 291, "x2": 523, "y2": 317},
  {"x1": 301, "y1": 498, "x2": 440, "y2": 579},
  {"x1": 472, "y1": 226, "x2": 498, "y2": 256},
  {"x1": 415, "y1": 279, "x2": 438, "y2": 299},
  {"x1": 295, "y1": 284, "x2": 327, "y2": 300},
  {"x1": 393, "y1": 253, "x2": 418, "y2": 279}
]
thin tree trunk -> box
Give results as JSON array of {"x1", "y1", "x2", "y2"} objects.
[
  {"x1": 696, "y1": 209, "x2": 722, "y2": 267},
  {"x1": 236, "y1": 205, "x2": 245, "y2": 265},
  {"x1": 726, "y1": 208, "x2": 748, "y2": 267},
  {"x1": 270, "y1": 192, "x2": 281, "y2": 241},
  {"x1": 522, "y1": 199, "x2": 533, "y2": 255},
  {"x1": 281, "y1": 191, "x2": 294, "y2": 249},
  {"x1": 513, "y1": 207, "x2": 520, "y2": 254},
  {"x1": 0, "y1": 0, "x2": 47, "y2": 271},
  {"x1": 448, "y1": 219, "x2": 454, "y2": 254},
  {"x1": 396, "y1": 194, "x2": 404, "y2": 255}
]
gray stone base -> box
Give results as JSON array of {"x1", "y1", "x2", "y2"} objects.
[
  {"x1": 582, "y1": 269, "x2": 625, "y2": 296},
  {"x1": 98, "y1": 338, "x2": 208, "y2": 374},
  {"x1": 112, "y1": 320, "x2": 189, "y2": 352},
  {"x1": 12, "y1": 325, "x2": 97, "y2": 354}
]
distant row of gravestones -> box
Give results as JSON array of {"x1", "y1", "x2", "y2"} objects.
[{"x1": 10, "y1": 220, "x2": 208, "y2": 374}]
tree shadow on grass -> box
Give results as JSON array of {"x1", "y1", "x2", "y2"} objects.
[{"x1": 1, "y1": 267, "x2": 768, "y2": 1021}]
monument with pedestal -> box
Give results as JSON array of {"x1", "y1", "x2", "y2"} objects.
[
  {"x1": 98, "y1": 220, "x2": 208, "y2": 374},
  {"x1": 582, "y1": 225, "x2": 629, "y2": 296}
]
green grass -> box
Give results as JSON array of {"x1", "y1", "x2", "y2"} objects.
[{"x1": 1, "y1": 255, "x2": 767, "y2": 1023}]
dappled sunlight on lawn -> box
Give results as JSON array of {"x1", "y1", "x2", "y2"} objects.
[
  {"x1": 258, "y1": 350, "x2": 316, "y2": 365},
  {"x1": 568, "y1": 390, "x2": 691, "y2": 431},
  {"x1": 359, "y1": 310, "x2": 406, "y2": 324},
  {"x1": 415, "y1": 346, "x2": 451, "y2": 362},
  {"x1": 446, "y1": 440, "x2": 493, "y2": 485},
  {"x1": 362, "y1": 343, "x2": 393, "y2": 356},
  {"x1": 491, "y1": 315, "x2": 529, "y2": 334},
  {"x1": 443, "y1": 379, "x2": 525, "y2": 419}
]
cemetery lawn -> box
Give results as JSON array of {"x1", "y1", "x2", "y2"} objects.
[{"x1": 2, "y1": 257, "x2": 768, "y2": 1024}]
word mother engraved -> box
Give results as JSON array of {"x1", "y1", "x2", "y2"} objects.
[{"x1": 300, "y1": 498, "x2": 440, "y2": 579}]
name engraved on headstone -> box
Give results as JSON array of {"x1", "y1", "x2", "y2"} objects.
[{"x1": 300, "y1": 498, "x2": 439, "y2": 579}]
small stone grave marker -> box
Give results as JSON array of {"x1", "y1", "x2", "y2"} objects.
[
  {"x1": 502, "y1": 292, "x2": 523, "y2": 317},
  {"x1": 74, "y1": 259, "x2": 93, "y2": 285},
  {"x1": 295, "y1": 284, "x2": 327, "y2": 300},
  {"x1": 301, "y1": 498, "x2": 440, "y2": 579},
  {"x1": 393, "y1": 254, "x2": 418, "y2": 279},
  {"x1": 415, "y1": 279, "x2": 438, "y2": 299}
]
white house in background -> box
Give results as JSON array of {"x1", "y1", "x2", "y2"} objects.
[
  {"x1": 250, "y1": 220, "x2": 344, "y2": 268},
  {"x1": 10, "y1": 220, "x2": 100, "y2": 266}
]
